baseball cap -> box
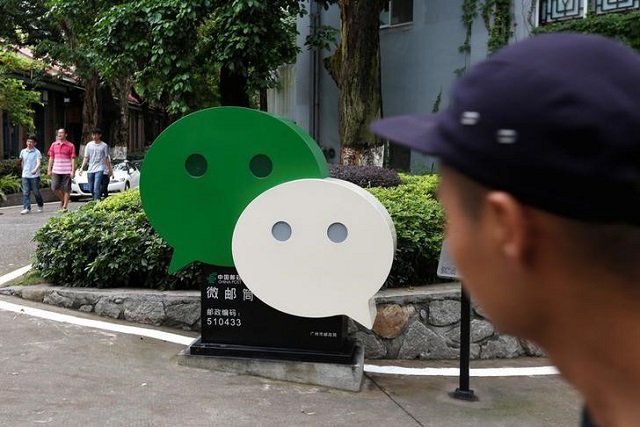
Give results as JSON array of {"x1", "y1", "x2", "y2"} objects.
[{"x1": 371, "y1": 33, "x2": 640, "y2": 225}]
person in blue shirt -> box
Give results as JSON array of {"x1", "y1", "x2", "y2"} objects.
[{"x1": 19, "y1": 135, "x2": 44, "y2": 214}]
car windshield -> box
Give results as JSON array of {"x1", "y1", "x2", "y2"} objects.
[{"x1": 114, "y1": 162, "x2": 136, "y2": 172}]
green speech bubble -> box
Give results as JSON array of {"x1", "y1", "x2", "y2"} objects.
[{"x1": 140, "y1": 107, "x2": 328, "y2": 272}]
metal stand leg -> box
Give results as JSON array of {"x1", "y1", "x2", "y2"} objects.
[{"x1": 450, "y1": 286, "x2": 477, "y2": 401}]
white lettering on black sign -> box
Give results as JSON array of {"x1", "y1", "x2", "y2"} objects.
[{"x1": 437, "y1": 242, "x2": 460, "y2": 280}]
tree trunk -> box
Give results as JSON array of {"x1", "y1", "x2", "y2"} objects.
[
  {"x1": 259, "y1": 88, "x2": 268, "y2": 112},
  {"x1": 220, "y1": 64, "x2": 250, "y2": 107},
  {"x1": 131, "y1": 88, "x2": 153, "y2": 148},
  {"x1": 81, "y1": 72, "x2": 99, "y2": 145},
  {"x1": 97, "y1": 84, "x2": 119, "y2": 143},
  {"x1": 324, "y1": 0, "x2": 386, "y2": 166},
  {"x1": 111, "y1": 75, "x2": 132, "y2": 160},
  {"x1": 131, "y1": 86, "x2": 168, "y2": 146}
]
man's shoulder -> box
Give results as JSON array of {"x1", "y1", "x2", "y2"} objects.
[{"x1": 64, "y1": 141, "x2": 76, "y2": 154}]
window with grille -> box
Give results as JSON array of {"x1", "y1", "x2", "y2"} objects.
[{"x1": 538, "y1": 0, "x2": 640, "y2": 25}]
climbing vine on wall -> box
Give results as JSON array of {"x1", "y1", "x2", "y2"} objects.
[
  {"x1": 482, "y1": 0, "x2": 513, "y2": 53},
  {"x1": 460, "y1": 0, "x2": 479, "y2": 54},
  {"x1": 431, "y1": 87, "x2": 442, "y2": 113},
  {"x1": 459, "y1": 0, "x2": 513, "y2": 57},
  {"x1": 533, "y1": 9, "x2": 640, "y2": 51}
]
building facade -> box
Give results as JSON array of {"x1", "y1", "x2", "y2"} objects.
[{"x1": 270, "y1": 0, "x2": 638, "y2": 171}]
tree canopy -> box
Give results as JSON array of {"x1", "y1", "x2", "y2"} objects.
[
  {"x1": 0, "y1": 0, "x2": 309, "y2": 140},
  {"x1": 0, "y1": 0, "x2": 386, "y2": 164},
  {"x1": 0, "y1": 49, "x2": 42, "y2": 130},
  {"x1": 94, "y1": 0, "x2": 306, "y2": 113}
]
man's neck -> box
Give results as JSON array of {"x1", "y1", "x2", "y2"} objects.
[{"x1": 540, "y1": 278, "x2": 640, "y2": 427}]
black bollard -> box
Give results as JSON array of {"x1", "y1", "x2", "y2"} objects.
[{"x1": 450, "y1": 285, "x2": 477, "y2": 401}]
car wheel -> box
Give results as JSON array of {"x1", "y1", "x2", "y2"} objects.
[{"x1": 125, "y1": 182, "x2": 130, "y2": 190}]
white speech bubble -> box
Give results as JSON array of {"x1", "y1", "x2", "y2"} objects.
[{"x1": 231, "y1": 178, "x2": 396, "y2": 329}]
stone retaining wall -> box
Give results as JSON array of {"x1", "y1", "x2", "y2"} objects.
[
  {"x1": 0, "y1": 188, "x2": 58, "y2": 208},
  {"x1": 355, "y1": 284, "x2": 544, "y2": 360},
  {"x1": 0, "y1": 283, "x2": 544, "y2": 360}
]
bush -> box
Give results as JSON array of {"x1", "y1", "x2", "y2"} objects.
[
  {"x1": 0, "y1": 158, "x2": 51, "y2": 194},
  {"x1": 329, "y1": 165, "x2": 401, "y2": 188},
  {"x1": 33, "y1": 189, "x2": 200, "y2": 290},
  {"x1": 0, "y1": 159, "x2": 21, "y2": 177},
  {"x1": 369, "y1": 174, "x2": 445, "y2": 288},
  {"x1": 0, "y1": 174, "x2": 22, "y2": 195},
  {"x1": 397, "y1": 173, "x2": 440, "y2": 196},
  {"x1": 33, "y1": 174, "x2": 445, "y2": 290}
]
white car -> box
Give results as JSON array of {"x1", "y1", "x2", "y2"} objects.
[{"x1": 71, "y1": 160, "x2": 141, "y2": 200}]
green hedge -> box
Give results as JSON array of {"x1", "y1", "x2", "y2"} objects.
[
  {"x1": 370, "y1": 174, "x2": 445, "y2": 287},
  {"x1": 0, "y1": 158, "x2": 23, "y2": 201},
  {"x1": 329, "y1": 165, "x2": 401, "y2": 188},
  {"x1": 0, "y1": 174, "x2": 22, "y2": 195},
  {"x1": 0, "y1": 159, "x2": 22, "y2": 177},
  {"x1": 0, "y1": 157, "x2": 52, "y2": 196},
  {"x1": 33, "y1": 190, "x2": 200, "y2": 289},
  {"x1": 33, "y1": 174, "x2": 445, "y2": 289}
]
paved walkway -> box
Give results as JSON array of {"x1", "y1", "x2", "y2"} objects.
[{"x1": 0, "y1": 294, "x2": 582, "y2": 427}]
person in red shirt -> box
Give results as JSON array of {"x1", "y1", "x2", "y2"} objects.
[{"x1": 47, "y1": 128, "x2": 76, "y2": 212}]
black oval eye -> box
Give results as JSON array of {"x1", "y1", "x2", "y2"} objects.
[
  {"x1": 272, "y1": 221, "x2": 292, "y2": 242},
  {"x1": 250, "y1": 154, "x2": 272, "y2": 178},
  {"x1": 185, "y1": 154, "x2": 207, "y2": 177},
  {"x1": 327, "y1": 222, "x2": 348, "y2": 243}
]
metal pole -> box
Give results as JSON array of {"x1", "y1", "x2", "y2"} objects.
[{"x1": 450, "y1": 285, "x2": 477, "y2": 401}]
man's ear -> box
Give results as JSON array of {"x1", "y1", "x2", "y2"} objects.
[{"x1": 483, "y1": 192, "x2": 533, "y2": 262}]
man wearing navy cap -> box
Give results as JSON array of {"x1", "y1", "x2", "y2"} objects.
[{"x1": 372, "y1": 33, "x2": 640, "y2": 427}]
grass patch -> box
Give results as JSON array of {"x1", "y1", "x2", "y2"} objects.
[{"x1": 5, "y1": 269, "x2": 48, "y2": 287}]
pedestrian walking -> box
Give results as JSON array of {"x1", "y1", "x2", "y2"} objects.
[
  {"x1": 47, "y1": 128, "x2": 75, "y2": 212},
  {"x1": 78, "y1": 128, "x2": 112, "y2": 201},
  {"x1": 18, "y1": 135, "x2": 44, "y2": 214}
]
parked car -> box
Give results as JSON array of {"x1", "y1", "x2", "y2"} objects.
[{"x1": 71, "y1": 160, "x2": 141, "y2": 200}]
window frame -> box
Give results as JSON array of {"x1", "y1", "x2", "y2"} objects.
[{"x1": 380, "y1": 0, "x2": 414, "y2": 28}]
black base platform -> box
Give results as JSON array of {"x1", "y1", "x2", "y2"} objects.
[{"x1": 188, "y1": 337, "x2": 358, "y2": 365}]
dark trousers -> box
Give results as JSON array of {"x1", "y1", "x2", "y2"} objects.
[
  {"x1": 101, "y1": 174, "x2": 109, "y2": 199},
  {"x1": 22, "y1": 177, "x2": 44, "y2": 210}
]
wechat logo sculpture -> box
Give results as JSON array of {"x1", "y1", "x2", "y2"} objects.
[
  {"x1": 140, "y1": 107, "x2": 328, "y2": 271},
  {"x1": 232, "y1": 178, "x2": 396, "y2": 328},
  {"x1": 141, "y1": 107, "x2": 396, "y2": 329}
]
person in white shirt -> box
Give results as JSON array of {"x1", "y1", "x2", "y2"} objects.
[{"x1": 78, "y1": 128, "x2": 112, "y2": 201}]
